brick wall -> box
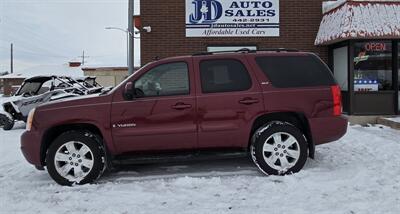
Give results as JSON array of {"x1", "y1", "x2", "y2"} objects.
[
  {"x1": 0, "y1": 78, "x2": 24, "y2": 96},
  {"x1": 140, "y1": 0, "x2": 327, "y2": 65}
]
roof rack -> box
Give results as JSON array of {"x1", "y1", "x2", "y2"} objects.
[
  {"x1": 192, "y1": 48, "x2": 253, "y2": 56},
  {"x1": 256, "y1": 48, "x2": 299, "y2": 52},
  {"x1": 192, "y1": 48, "x2": 299, "y2": 56}
]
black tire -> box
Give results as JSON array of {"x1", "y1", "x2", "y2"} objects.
[
  {"x1": 250, "y1": 121, "x2": 308, "y2": 175},
  {"x1": 1, "y1": 115, "x2": 14, "y2": 131},
  {"x1": 46, "y1": 130, "x2": 106, "y2": 186}
]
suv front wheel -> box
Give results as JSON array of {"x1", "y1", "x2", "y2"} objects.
[
  {"x1": 251, "y1": 122, "x2": 308, "y2": 175},
  {"x1": 46, "y1": 131, "x2": 106, "y2": 186}
]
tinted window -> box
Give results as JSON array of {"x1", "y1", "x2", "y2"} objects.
[
  {"x1": 134, "y1": 62, "x2": 189, "y2": 97},
  {"x1": 255, "y1": 55, "x2": 336, "y2": 88},
  {"x1": 200, "y1": 59, "x2": 252, "y2": 93}
]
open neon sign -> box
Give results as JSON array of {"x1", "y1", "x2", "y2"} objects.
[{"x1": 364, "y1": 42, "x2": 387, "y2": 52}]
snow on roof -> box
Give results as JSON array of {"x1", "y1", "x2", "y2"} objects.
[
  {"x1": 322, "y1": 0, "x2": 400, "y2": 13},
  {"x1": 315, "y1": 1, "x2": 400, "y2": 45},
  {"x1": 82, "y1": 63, "x2": 127, "y2": 68},
  {"x1": 322, "y1": 0, "x2": 347, "y2": 13},
  {"x1": 0, "y1": 64, "x2": 84, "y2": 79},
  {"x1": 81, "y1": 66, "x2": 128, "y2": 71}
]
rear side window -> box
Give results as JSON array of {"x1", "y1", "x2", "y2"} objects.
[
  {"x1": 255, "y1": 55, "x2": 336, "y2": 88},
  {"x1": 200, "y1": 59, "x2": 252, "y2": 93}
]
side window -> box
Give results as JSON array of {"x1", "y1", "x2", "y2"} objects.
[
  {"x1": 200, "y1": 59, "x2": 252, "y2": 93},
  {"x1": 255, "y1": 55, "x2": 336, "y2": 88},
  {"x1": 134, "y1": 62, "x2": 189, "y2": 97}
]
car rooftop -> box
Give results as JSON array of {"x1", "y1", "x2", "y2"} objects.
[
  {"x1": 192, "y1": 48, "x2": 301, "y2": 56},
  {"x1": 154, "y1": 48, "x2": 312, "y2": 63}
]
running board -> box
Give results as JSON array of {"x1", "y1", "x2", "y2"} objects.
[{"x1": 112, "y1": 150, "x2": 248, "y2": 165}]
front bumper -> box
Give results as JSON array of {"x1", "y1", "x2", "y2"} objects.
[
  {"x1": 21, "y1": 130, "x2": 42, "y2": 167},
  {"x1": 309, "y1": 116, "x2": 348, "y2": 145}
]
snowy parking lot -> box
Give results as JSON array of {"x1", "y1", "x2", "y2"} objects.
[{"x1": 1, "y1": 124, "x2": 400, "y2": 214}]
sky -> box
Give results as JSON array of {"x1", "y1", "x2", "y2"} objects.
[{"x1": 0, "y1": 0, "x2": 140, "y2": 73}]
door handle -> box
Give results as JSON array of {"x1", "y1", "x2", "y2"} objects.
[
  {"x1": 239, "y1": 98, "x2": 259, "y2": 105},
  {"x1": 172, "y1": 103, "x2": 192, "y2": 110}
]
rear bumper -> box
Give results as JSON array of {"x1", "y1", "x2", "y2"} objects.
[
  {"x1": 309, "y1": 116, "x2": 348, "y2": 145},
  {"x1": 20, "y1": 130, "x2": 42, "y2": 167}
]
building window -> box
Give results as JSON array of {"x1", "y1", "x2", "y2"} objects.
[
  {"x1": 353, "y1": 41, "x2": 393, "y2": 91},
  {"x1": 333, "y1": 46, "x2": 348, "y2": 91},
  {"x1": 134, "y1": 62, "x2": 189, "y2": 97},
  {"x1": 199, "y1": 59, "x2": 252, "y2": 93}
]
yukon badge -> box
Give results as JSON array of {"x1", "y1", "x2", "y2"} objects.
[{"x1": 113, "y1": 123, "x2": 137, "y2": 128}]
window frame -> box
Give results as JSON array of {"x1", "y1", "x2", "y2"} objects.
[
  {"x1": 133, "y1": 61, "x2": 191, "y2": 98},
  {"x1": 199, "y1": 58, "x2": 253, "y2": 94}
]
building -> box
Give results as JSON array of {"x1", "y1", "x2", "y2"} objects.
[
  {"x1": 81, "y1": 66, "x2": 142, "y2": 86},
  {"x1": 138, "y1": 0, "x2": 399, "y2": 115},
  {"x1": 82, "y1": 66, "x2": 133, "y2": 86},
  {"x1": 316, "y1": 0, "x2": 400, "y2": 115},
  {"x1": 0, "y1": 77, "x2": 24, "y2": 96},
  {"x1": 141, "y1": 0, "x2": 328, "y2": 62}
]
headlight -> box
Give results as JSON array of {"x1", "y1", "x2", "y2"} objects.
[{"x1": 26, "y1": 108, "x2": 36, "y2": 131}]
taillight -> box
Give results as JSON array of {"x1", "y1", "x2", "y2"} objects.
[{"x1": 331, "y1": 85, "x2": 342, "y2": 116}]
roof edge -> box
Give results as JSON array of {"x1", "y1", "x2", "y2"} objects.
[{"x1": 323, "y1": 0, "x2": 400, "y2": 14}]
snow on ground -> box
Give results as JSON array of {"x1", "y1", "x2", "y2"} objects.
[
  {"x1": 1, "y1": 125, "x2": 400, "y2": 214},
  {"x1": 386, "y1": 116, "x2": 400, "y2": 123}
]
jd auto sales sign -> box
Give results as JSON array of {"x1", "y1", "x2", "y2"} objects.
[{"x1": 186, "y1": 0, "x2": 279, "y2": 37}]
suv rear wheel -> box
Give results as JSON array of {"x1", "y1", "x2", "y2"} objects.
[
  {"x1": 251, "y1": 122, "x2": 308, "y2": 175},
  {"x1": 46, "y1": 130, "x2": 106, "y2": 186}
]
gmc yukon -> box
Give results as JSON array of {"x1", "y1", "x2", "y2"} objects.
[{"x1": 21, "y1": 49, "x2": 347, "y2": 185}]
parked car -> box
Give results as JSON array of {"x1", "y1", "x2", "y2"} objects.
[
  {"x1": 0, "y1": 75, "x2": 103, "y2": 130},
  {"x1": 20, "y1": 49, "x2": 347, "y2": 185}
]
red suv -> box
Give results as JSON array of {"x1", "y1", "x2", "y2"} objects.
[{"x1": 21, "y1": 49, "x2": 347, "y2": 185}]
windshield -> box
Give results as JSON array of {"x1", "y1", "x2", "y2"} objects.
[{"x1": 16, "y1": 82, "x2": 42, "y2": 96}]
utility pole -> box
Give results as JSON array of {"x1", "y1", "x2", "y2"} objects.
[
  {"x1": 82, "y1": 50, "x2": 85, "y2": 65},
  {"x1": 128, "y1": 0, "x2": 134, "y2": 75},
  {"x1": 78, "y1": 50, "x2": 89, "y2": 65},
  {"x1": 10, "y1": 43, "x2": 13, "y2": 74}
]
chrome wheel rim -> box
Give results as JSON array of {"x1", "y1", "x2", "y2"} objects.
[
  {"x1": 54, "y1": 141, "x2": 94, "y2": 183},
  {"x1": 262, "y1": 132, "x2": 300, "y2": 171}
]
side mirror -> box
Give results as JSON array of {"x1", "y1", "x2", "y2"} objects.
[{"x1": 123, "y1": 82, "x2": 134, "y2": 100}]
